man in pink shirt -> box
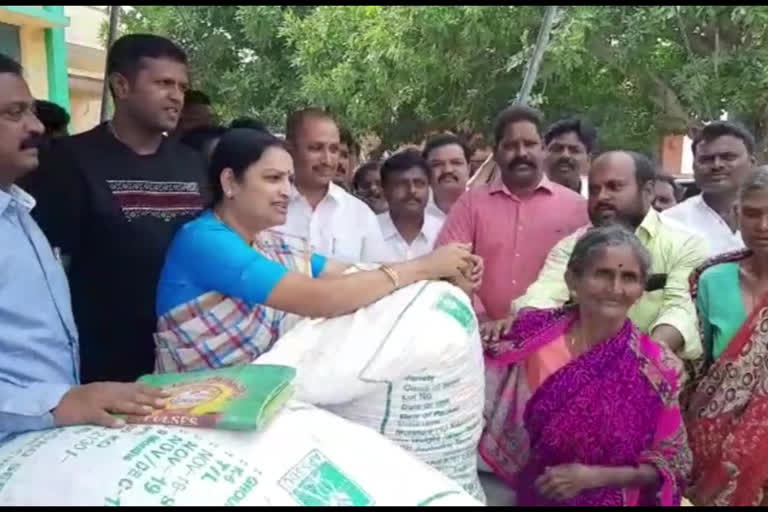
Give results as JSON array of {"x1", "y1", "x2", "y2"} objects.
[{"x1": 435, "y1": 105, "x2": 589, "y2": 334}]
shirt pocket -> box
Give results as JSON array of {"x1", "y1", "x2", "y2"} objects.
[
  {"x1": 329, "y1": 235, "x2": 364, "y2": 263},
  {"x1": 633, "y1": 290, "x2": 664, "y2": 329}
]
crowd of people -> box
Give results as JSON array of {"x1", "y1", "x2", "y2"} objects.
[{"x1": 2, "y1": 31, "x2": 767, "y2": 506}]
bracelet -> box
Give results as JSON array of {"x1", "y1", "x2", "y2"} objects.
[{"x1": 379, "y1": 264, "x2": 400, "y2": 288}]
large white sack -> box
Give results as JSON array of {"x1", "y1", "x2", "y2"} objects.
[
  {"x1": 255, "y1": 280, "x2": 486, "y2": 502},
  {"x1": 0, "y1": 401, "x2": 482, "y2": 506}
]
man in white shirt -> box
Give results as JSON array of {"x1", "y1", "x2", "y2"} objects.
[
  {"x1": 423, "y1": 134, "x2": 471, "y2": 224},
  {"x1": 276, "y1": 107, "x2": 387, "y2": 263},
  {"x1": 662, "y1": 121, "x2": 754, "y2": 257},
  {"x1": 373, "y1": 150, "x2": 442, "y2": 262}
]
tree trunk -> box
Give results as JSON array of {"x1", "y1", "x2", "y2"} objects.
[{"x1": 516, "y1": 6, "x2": 558, "y2": 105}]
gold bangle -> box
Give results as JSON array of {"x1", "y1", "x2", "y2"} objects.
[{"x1": 379, "y1": 264, "x2": 400, "y2": 288}]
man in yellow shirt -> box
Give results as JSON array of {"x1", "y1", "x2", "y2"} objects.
[{"x1": 510, "y1": 150, "x2": 706, "y2": 360}]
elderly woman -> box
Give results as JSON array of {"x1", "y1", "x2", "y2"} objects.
[
  {"x1": 479, "y1": 225, "x2": 691, "y2": 506},
  {"x1": 153, "y1": 129, "x2": 480, "y2": 372},
  {"x1": 686, "y1": 167, "x2": 768, "y2": 506}
]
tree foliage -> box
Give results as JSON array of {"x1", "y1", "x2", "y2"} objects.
[{"x1": 119, "y1": 5, "x2": 768, "y2": 157}]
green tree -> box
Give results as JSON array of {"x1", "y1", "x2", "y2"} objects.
[
  {"x1": 119, "y1": 5, "x2": 768, "y2": 157},
  {"x1": 119, "y1": 5, "x2": 313, "y2": 129},
  {"x1": 280, "y1": 6, "x2": 547, "y2": 147},
  {"x1": 543, "y1": 5, "x2": 768, "y2": 156}
]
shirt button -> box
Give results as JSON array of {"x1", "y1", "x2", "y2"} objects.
[{"x1": 515, "y1": 253, "x2": 520, "y2": 257}]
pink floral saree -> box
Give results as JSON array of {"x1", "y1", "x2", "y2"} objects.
[{"x1": 479, "y1": 307, "x2": 691, "y2": 506}]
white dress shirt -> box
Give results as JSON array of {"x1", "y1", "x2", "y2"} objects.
[
  {"x1": 373, "y1": 212, "x2": 443, "y2": 262},
  {"x1": 579, "y1": 175, "x2": 588, "y2": 198},
  {"x1": 275, "y1": 182, "x2": 388, "y2": 263},
  {"x1": 425, "y1": 189, "x2": 448, "y2": 224},
  {"x1": 661, "y1": 194, "x2": 745, "y2": 257}
]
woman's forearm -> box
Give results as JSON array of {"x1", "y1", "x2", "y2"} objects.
[
  {"x1": 267, "y1": 258, "x2": 435, "y2": 318},
  {"x1": 590, "y1": 464, "x2": 659, "y2": 489},
  {"x1": 318, "y1": 259, "x2": 352, "y2": 278}
]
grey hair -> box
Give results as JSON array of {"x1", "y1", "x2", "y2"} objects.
[
  {"x1": 567, "y1": 225, "x2": 652, "y2": 281},
  {"x1": 739, "y1": 166, "x2": 768, "y2": 204}
]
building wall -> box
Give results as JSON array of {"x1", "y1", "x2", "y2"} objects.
[
  {"x1": 660, "y1": 134, "x2": 694, "y2": 176},
  {"x1": 65, "y1": 6, "x2": 107, "y2": 134},
  {"x1": 0, "y1": 5, "x2": 71, "y2": 117},
  {"x1": 69, "y1": 88, "x2": 102, "y2": 134},
  {"x1": 18, "y1": 24, "x2": 48, "y2": 98},
  {"x1": 0, "y1": 9, "x2": 49, "y2": 98}
]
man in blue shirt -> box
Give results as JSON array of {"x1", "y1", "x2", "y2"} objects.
[{"x1": 0, "y1": 53, "x2": 166, "y2": 443}]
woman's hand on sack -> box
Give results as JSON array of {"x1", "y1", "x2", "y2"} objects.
[
  {"x1": 53, "y1": 382, "x2": 170, "y2": 428},
  {"x1": 535, "y1": 463, "x2": 600, "y2": 501},
  {"x1": 480, "y1": 314, "x2": 516, "y2": 344},
  {"x1": 420, "y1": 243, "x2": 475, "y2": 280}
]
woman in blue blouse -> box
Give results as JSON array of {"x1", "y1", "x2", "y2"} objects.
[{"x1": 154, "y1": 128, "x2": 480, "y2": 372}]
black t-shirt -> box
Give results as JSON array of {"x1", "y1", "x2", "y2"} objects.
[{"x1": 21, "y1": 123, "x2": 209, "y2": 383}]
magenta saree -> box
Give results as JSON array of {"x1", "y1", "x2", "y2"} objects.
[{"x1": 479, "y1": 307, "x2": 691, "y2": 506}]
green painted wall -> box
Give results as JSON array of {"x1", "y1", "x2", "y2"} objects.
[{"x1": 42, "y1": 5, "x2": 69, "y2": 113}]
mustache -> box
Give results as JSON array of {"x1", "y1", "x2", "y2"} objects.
[
  {"x1": 437, "y1": 171, "x2": 459, "y2": 183},
  {"x1": 20, "y1": 134, "x2": 46, "y2": 150},
  {"x1": 554, "y1": 157, "x2": 575, "y2": 170},
  {"x1": 594, "y1": 202, "x2": 617, "y2": 212},
  {"x1": 508, "y1": 156, "x2": 536, "y2": 170}
]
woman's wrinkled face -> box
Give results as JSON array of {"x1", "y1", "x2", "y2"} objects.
[
  {"x1": 567, "y1": 245, "x2": 645, "y2": 322},
  {"x1": 224, "y1": 146, "x2": 294, "y2": 230},
  {"x1": 738, "y1": 188, "x2": 768, "y2": 254}
]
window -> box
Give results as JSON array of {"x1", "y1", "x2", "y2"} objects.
[{"x1": 0, "y1": 22, "x2": 20, "y2": 63}]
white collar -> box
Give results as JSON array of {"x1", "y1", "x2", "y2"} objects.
[
  {"x1": 0, "y1": 184, "x2": 36, "y2": 215},
  {"x1": 379, "y1": 211, "x2": 434, "y2": 241},
  {"x1": 291, "y1": 181, "x2": 347, "y2": 205}
]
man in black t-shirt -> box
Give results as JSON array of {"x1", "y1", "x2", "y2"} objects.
[{"x1": 22, "y1": 34, "x2": 209, "y2": 383}]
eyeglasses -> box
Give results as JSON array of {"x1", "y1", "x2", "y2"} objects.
[{"x1": 0, "y1": 102, "x2": 38, "y2": 123}]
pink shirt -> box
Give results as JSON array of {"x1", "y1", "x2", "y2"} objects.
[{"x1": 436, "y1": 174, "x2": 588, "y2": 320}]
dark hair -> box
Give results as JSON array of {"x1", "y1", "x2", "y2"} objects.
[
  {"x1": 339, "y1": 126, "x2": 360, "y2": 156},
  {"x1": 0, "y1": 52, "x2": 22, "y2": 75},
  {"x1": 208, "y1": 128, "x2": 289, "y2": 205},
  {"x1": 230, "y1": 117, "x2": 268, "y2": 133},
  {"x1": 184, "y1": 89, "x2": 210, "y2": 107},
  {"x1": 738, "y1": 166, "x2": 768, "y2": 204},
  {"x1": 627, "y1": 151, "x2": 658, "y2": 188},
  {"x1": 654, "y1": 173, "x2": 682, "y2": 199},
  {"x1": 380, "y1": 150, "x2": 430, "y2": 186},
  {"x1": 493, "y1": 104, "x2": 544, "y2": 146},
  {"x1": 352, "y1": 161, "x2": 380, "y2": 190},
  {"x1": 35, "y1": 100, "x2": 70, "y2": 133},
  {"x1": 469, "y1": 133, "x2": 492, "y2": 152},
  {"x1": 568, "y1": 225, "x2": 651, "y2": 281},
  {"x1": 422, "y1": 134, "x2": 471, "y2": 162},
  {"x1": 106, "y1": 34, "x2": 187, "y2": 85},
  {"x1": 692, "y1": 121, "x2": 755, "y2": 156},
  {"x1": 180, "y1": 125, "x2": 227, "y2": 153},
  {"x1": 544, "y1": 117, "x2": 598, "y2": 154},
  {"x1": 285, "y1": 107, "x2": 335, "y2": 142}
]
